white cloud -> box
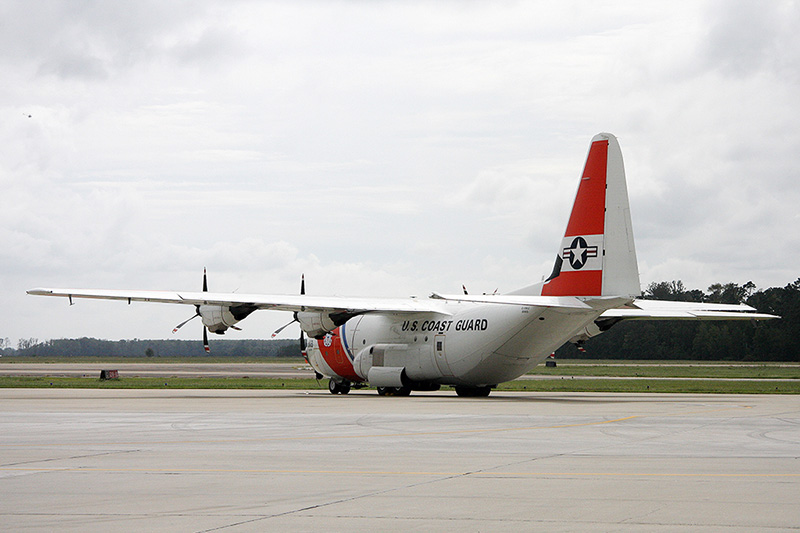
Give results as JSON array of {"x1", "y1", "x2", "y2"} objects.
[{"x1": 2, "y1": 0, "x2": 798, "y2": 345}]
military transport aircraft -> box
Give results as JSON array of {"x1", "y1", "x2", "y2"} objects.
[{"x1": 28, "y1": 133, "x2": 776, "y2": 396}]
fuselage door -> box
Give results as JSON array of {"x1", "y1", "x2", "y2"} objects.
[{"x1": 434, "y1": 334, "x2": 452, "y2": 376}]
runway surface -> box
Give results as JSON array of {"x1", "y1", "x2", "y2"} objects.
[{"x1": 1, "y1": 389, "x2": 798, "y2": 532}]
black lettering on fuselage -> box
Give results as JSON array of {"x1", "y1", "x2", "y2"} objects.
[
  {"x1": 402, "y1": 318, "x2": 487, "y2": 334},
  {"x1": 418, "y1": 320, "x2": 453, "y2": 333},
  {"x1": 454, "y1": 318, "x2": 489, "y2": 331},
  {"x1": 401, "y1": 320, "x2": 419, "y2": 332}
]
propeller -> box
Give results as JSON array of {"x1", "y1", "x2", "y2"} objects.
[
  {"x1": 172, "y1": 268, "x2": 211, "y2": 353},
  {"x1": 270, "y1": 274, "x2": 308, "y2": 361},
  {"x1": 299, "y1": 274, "x2": 307, "y2": 362},
  {"x1": 462, "y1": 284, "x2": 498, "y2": 295}
]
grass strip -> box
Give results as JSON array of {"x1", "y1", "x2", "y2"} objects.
[
  {"x1": 0, "y1": 376, "x2": 323, "y2": 390},
  {"x1": 498, "y1": 378, "x2": 800, "y2": 394},
  {"x1": 527, "y1": 365, "x2": 800, "y2": 379}
]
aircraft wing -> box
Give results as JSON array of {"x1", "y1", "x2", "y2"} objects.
[
  {"x1": 600, "y1": 299, "x2": 778, "y2": 321},
  {"x1": 26, "y1": 288, "x2": 448, "y2": 315},
  {"x1": 27, "y1": 287, "x2": 624, "y2": 317},
  {"x1": 27, "y1": 289, "x2": 779, "y2": 320}
]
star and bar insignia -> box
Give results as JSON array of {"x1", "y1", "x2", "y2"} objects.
[{"x1": 562, "y1": 236, "x2": 599, "y2": 270}]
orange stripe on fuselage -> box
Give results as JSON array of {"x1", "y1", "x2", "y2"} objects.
[{"x1": 317, "y1": 327, "x2": 362, "y2": 382}]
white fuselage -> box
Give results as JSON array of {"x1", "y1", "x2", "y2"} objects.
[{"x1": 306, "y1": 300, "x2": 602, "y2": 387}]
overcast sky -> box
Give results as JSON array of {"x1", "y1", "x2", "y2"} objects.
[{"x1": 2, "y1": 0, "x2": 798, "y2": 346}]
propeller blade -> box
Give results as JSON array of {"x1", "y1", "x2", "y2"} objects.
[
  {"x1": 299, "y1": 274, "x2": 307, "y2": 360},
  {"x1": 201, "y1": 267, "x2": 209, "y2": 352},
  {"x1": 271, "y1": 319, "x2": 295, "y2": 338},
  {"x1": 172, "y1": 311, "x2": 199, "y2": 333}
]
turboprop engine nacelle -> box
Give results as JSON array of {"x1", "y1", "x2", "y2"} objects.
[
  {"x1": 199, "y1": 304, "x2": 256, "y2": 334},
  {"x1": 296, "y1": 311, "x2": 354, "y2": 339},
  {"x1": 568, "y1": 321, "x2": 602, "y2": 345}
]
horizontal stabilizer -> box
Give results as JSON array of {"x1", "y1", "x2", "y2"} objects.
[{"x1": 601, "y1": 299, "x2": 778, "y2": 320}]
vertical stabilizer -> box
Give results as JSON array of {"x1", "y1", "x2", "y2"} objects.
[
  {"x1": 600, "y1": 133, "x2": 640, "y2": 297},
  {"x1": 537, "y1": 133, "x2": 640, "y2": 297}
]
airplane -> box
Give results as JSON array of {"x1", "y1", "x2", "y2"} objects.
[{"x1": 28, "y1": 133, "x2": 777, "y2": 397}]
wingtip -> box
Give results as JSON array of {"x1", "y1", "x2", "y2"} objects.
[{"x1": 27, "y1": 288, "x2": 50, "y2": 296}]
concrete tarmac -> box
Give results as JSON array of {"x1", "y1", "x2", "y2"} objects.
[{"x1": 1, "y1": 389, "x2": 798, "y2": 532}]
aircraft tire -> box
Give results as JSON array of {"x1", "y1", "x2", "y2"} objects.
[
  {"x1": 455, "y1": 385, "x2": 492, "y2": 397},
  {"x1": 376, "y1": 386, "x2": 411, "y2": 397},
  {"x1": 475, "y1": 386, "x2": 491, "y2": 397},
  {"x1": 329, "y1": 379, "x2": 351, "y2": 395}
]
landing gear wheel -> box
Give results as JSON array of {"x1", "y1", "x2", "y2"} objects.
[
  {"x1": 328, "y1": 379, "x2": 351, "y2": 395},
  {"x1": 455, "y1": 385, "x2": 492, "y2": 397},
  {"x1": 376, "y1": 386, "x2": 412, "y2": 397},
  {"x1": 474, "y1": 386, "x2": 491, "y2": 397}
]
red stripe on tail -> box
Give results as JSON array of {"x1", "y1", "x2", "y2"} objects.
[
  {"x1": 564, "y1": 140, "x2": 608, "y2": 237},
  {"x1": 542, "y1": 139, "x2": 608, "y2": 297},
  {"x1": 542, "y1": 270, "x2": 603, "y2": 297}
]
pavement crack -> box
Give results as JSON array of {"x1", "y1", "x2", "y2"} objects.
[
  {"x1": 1, "y1": 449, "x2": 139, "y2": 468},
  {"x1": 195, "y1": 469, "x2": 486, "y2": 532}
]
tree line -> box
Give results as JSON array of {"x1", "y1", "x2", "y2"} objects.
[
  {"x1": 3, "y1": 337, "x2": 301, "y2": 358},
  {"x1": 3, "y1": 279, "x2": 799, "y2": 361}
]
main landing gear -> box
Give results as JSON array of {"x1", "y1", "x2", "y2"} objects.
[
  {"x1": 376, "y1": 386, "x2": 411, "y2": 397},
  {"x1": 454, "y1": 385, "x2": 493, "y2": 397},
  {"x1": 328, "y1": 379, "x2": 491, "y2": 397},
  {"x1": 328, "y1": 379, "x2": 351, "y2": 395}
]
